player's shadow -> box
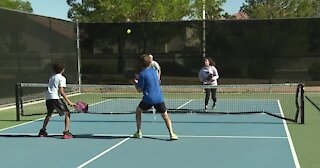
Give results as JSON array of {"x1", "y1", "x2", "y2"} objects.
[
  {"x1": 74, "y1": 134, "x2": 173, "y2": 141},
  {"x1": 0, "y1": 134, "x2": 128, "y2": 140},
  {"x1": 142, "y1": 136, "x2": 172, "y2": 141},
  {"x1": 73, "y1": 134, "x2": 129, "y2": 140},
  {"x1": 0, "y1": 134, "x2": 174, "y2": 141}
]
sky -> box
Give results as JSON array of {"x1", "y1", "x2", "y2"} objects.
[{"x1": 26, "y1": 0, "x2": 246, "y2": 21}]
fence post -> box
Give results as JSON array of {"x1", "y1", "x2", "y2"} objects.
[{"x1": 15, "y1": 83, "x2": 21, "y2": 121}]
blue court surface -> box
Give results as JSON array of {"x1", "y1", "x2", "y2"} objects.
[{"x1": 0, "y1": 99, "x2": 300, "y2": 168}]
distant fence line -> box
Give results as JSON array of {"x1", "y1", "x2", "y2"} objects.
[{"x1": 1, "y1": 7, "x2": 320, "y2": 105}]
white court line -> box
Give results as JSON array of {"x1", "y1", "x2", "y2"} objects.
[
  {"x1": 0, "y1": 132, "x2": 287, "y2": 167},
  {"x1": 177, "y1": 100, "x2": 193, "y2": 109},
  {"x1": 0, "y1": 98, "x2": 297, "y2": 167},
  {"x1": 0, "y1": 93, "x2": 83, "y2": 131},
  {"x1": 76, "y1": 137, "x2": 130, "y2": 168},
  {"x1": 144, "y1": 134, "x2": 287, "y2": 139},
  {"x1": 162, "y1": 135, "x2": 287, "y2": 139},
  {"x1": 0, "y1": 115, "x2": 57, "y2": 132},
  {"x1": 0, "y1": 98, "x2": 113, "y2": 132},
  {"x1": 277, "y1": 99, "x2": 301, "y2": 168},
  {"x1": 0, "y1": 93, "x2": 83, "y2": 111},
  {"x1": 0, "y1": 104, "x2": 16, "y2": 111},
  {"x1": 89, "y1": 99, "x2": 112, "y2": 106},
  {"x1": 0, "y1": 132, "x2": 287, "y2": 139}
]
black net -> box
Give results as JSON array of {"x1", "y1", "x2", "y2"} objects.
[{"x1": 15, "y1": 83, "x2": 304, "y2": 123}]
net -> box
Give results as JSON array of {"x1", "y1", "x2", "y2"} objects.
[
  {"x1": 305, "y1": 94, "x2": 320, "y2": 112},
  {"x1": 15, "y1": 83, "x2": 304, "y2": 123}
]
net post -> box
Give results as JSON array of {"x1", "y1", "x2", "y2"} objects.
[
  {"x1": 299, "y1": 83, "x2": 305, "y2": 124},
  {"x1": 15, "y1": 83, "x2": 21, "y2": 121}
]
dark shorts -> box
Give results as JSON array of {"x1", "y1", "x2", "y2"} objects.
[
  {"x1": 138, "y1": 102, "x2": 167, "y2": 113},
  {"x1": 46, "y1": 99, "x2": 70, "y2": 116}
]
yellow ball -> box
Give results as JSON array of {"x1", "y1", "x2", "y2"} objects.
[{"x1": 126, "y1": 29, "x2": 131, "y2": 34}]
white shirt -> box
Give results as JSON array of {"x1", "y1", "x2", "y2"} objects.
[
  {"x1": 198, "y1": 66, "x2": 219, "y2": 85},
  {"x1": 45, "y1": 73, "x2": 67, "y2": 100},
  {"x1": 134, "y1": 61, "x2": 161, "y2": 81},
  {"x1": 151, "y1": 61, "x2": 161, "y2": 71}
]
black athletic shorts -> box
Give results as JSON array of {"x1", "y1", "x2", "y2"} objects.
[
  {"x1": 138, "y1": 102, "x2": 167, "y2": 113},
  {"x1": 46, "y1": 99, "x2": 70, "y2": 116}
]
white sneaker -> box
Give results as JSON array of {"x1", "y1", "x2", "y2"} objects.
[
  {"x1": 170, "y1": 133, "x2": 178, "y2": 140},
  {"x1": 133, "y1": 131, "x2": 142, "y2": 139}
]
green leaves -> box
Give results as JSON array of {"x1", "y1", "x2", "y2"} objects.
[
  {"x1": 0, "y1": 0, "x2": 32, "y2": 13},
  {"x1": 67, "y1": 0, "x2": 226, "y2": 22},
  {"x1": 191, "y1": 0, "x2": 226, "y2": 20},
  {"x1": 241, "y1": 0, "x2": 320, "y2": 18}
]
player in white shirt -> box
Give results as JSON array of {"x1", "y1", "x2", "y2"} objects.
[
  {"x1": 198, "y1": 57, "x2": 219, "y2": 110},
  {"x1": 149, "y1": 54, "x2": 161, "y2": 80},
  {"x1": 134, "y1": 54, "x2": 161, "y2": 83},
  {"x1": 38, "y1": 63, "x2": 75, "y2": 139}
]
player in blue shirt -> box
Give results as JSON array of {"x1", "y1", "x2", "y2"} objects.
[{"x1": 131, "y1": 54, "x2": 178, "y2": 140}]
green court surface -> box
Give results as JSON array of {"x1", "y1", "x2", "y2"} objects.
[{"x1": 1, "y1": 94, "x2": 319, "y2": 168}]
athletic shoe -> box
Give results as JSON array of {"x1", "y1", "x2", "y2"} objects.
[
  {"x1": 38, "y1": 129, "x2": 48, "y2": 137},
  {"x1": 205, "y1": 105, "x2": 208, "y2": 110},
  {"x1": 62, "y1": 130, "x2": 73, "y2": 139},
  {"x1": 170, "y1": 133, "x2": 178, "y2": 140},
  {"x1": 133, "y1": 130, "x2": 142, "y2": 139}
]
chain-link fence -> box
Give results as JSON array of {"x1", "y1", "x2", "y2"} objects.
[
  {"x1": 79, "y1": 19, "x2": 320, "y2": 85},
  {"x1": 0, "y1": 8, "x2": 78, "y2": 105},
  {"x1": 2, "y1": 7, "x2": 320, "y2": 105}
]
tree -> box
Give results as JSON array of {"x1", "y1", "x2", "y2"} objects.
[
  {"x1": 241, "y1": 0, "x2": 320, "y2": 19},
  {"x1": 0, "y1": 0, "x2": 32, "y2": 13},
  {"x1": 191, "y1": 0, "x2": 226, "y2": 20},
  {"x1": 67, "y1": 0, "x2": 226, "y2": 22}
]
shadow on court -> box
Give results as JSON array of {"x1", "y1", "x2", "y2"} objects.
[
  {"x1": 45, "y1": 119, "x2": 287, "y2": 125},
  {"x1": 0, "y1": 134, "x2": 130, "y2": 140}
]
